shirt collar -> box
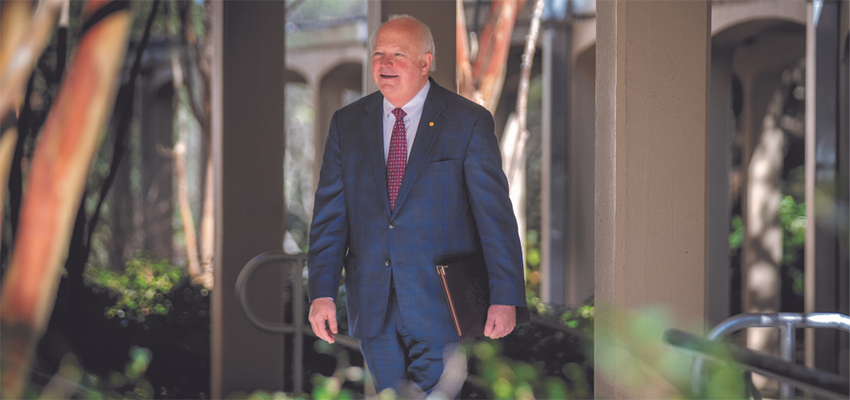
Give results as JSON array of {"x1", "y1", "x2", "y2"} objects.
[{"x1": 383, "y1": 80, "x2": 431, "y2": 120}]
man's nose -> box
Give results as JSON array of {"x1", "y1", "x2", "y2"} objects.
[{"x1": 379, "y1": 55, "x2": 392, "y2": 68}]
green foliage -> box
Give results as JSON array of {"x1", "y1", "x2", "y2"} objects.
[
  {"x1": 308, "y1": 340, "x2": 367, "y2": 400},
  {"x1": 76, "y1": 259, "x2": 211, "y2": 398},
  {"x1": 467, "y1": 340, "x2": 582, "y2": 400},
  {"x1": 779, "y1": 195, "x2": 806, "y2": 264},
  {"x1": 559, "y1": 301, "x2": 595, "y2": 331},
  {"x1": 81, "y1": 346, "x2": 156, "y2": 399},
  {"x1": 596, "y1": 306, "x2": 746, "y2": 399},
  {"x1": 525, "y1": 229, "x2": 542, "y2": 299},
  {"x1": 236, "y1": 335, "x2": 586, "y2": 400},
  {"x1": 780, "y1": 195, "x2": 806, "y2": 295},
  {"x1": 526, "y1": 293, "x2": 594, "y2": 333},
  {"x1": 729, "y1": 215, "x2": 744, "y2": 253},
  {"x1": 83, "y1": 255, "x2": 196, "y2": 321},
  {"x1": 729, "y1": 195, "x2": 806, "y2": 295},
  {"x1": 26, "y1": 347, "x2": 156, "y2": 399}
]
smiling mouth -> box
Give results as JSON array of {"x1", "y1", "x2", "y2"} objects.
[{"x1": 380, "y1": 74, "x2": 398, "y2": 78}]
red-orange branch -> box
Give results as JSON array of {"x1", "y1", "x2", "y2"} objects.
[
  {"x1": 0, "y1": 1, "x2": 131, "y2": 397},
  {"x1": 456, "y1": 0, "x2": 524, "y2": 113}
]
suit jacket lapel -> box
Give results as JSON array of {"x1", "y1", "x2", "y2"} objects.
[
  {"x1": 391, "y1": 80, "x2": 447, "y2": 217},
  {"x1": 362, "y1": 94, "x2": 392, "y2": 216}
]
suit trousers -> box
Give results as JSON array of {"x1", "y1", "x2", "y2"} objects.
[{"x1": 359, "y1": 278, "x2": 466, "y2": 397}]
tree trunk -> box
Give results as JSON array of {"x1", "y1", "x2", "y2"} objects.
[
  {"x1": 0, "y1": 1, "x2": 131, "y2": 396},
  {"x1": 456, "y1": 0, "x2": 525, "y2": 114}
]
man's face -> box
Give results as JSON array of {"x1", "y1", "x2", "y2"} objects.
[{"x1": 371, "y1": 19, "x2": 432, "y2": 107}]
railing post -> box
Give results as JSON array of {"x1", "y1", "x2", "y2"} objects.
[
  {"x1": 780, "y1": 322, "x2": 795, "y2": 399},
  {"x1": 689, "y1": 313, "x2": 850, "y2": 399},
  {"x1": 293, "y1": 257, "x2": 305, "y2": 394}
]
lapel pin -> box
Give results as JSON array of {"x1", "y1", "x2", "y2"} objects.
[{"x1": 429, "y1": 122, "x2": 434, "y2": 126}]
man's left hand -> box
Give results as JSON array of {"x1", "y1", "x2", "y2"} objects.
[{"x1": 484, "y1": 304, "x2": 516, "y2": 339}]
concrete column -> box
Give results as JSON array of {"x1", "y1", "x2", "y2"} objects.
[
  {"x1": 805, "y1": 0, "x2": 842, "y2": 374},
  {"x1": 374, "y1": 0, "x2": 456, "y2": 91},
  {"x1": 840, "y1": 4, "x2": 850, "y2": 377},
  {"x1": 567, "y1": 20, "x2": 596, "y2": 307},
  {"x1": 541, "y1": 24, "x2": 570, "y2": 304},
  {"x1": 595, "y1": 1, "x2": 710, "y2": 397},
  {"x1": 211, "y1": 1, "x2": 286, "y2": 397},
  {"x1": 707, "y1": 44, "x2": 733, "y2": 328}
]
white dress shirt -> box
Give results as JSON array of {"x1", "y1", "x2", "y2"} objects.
[{"x1": 382, "y1": 80, "x2": 431, "y2": 162}]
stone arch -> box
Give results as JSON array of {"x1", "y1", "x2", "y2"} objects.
[
  {"x1": 712, "y1": 2, "x2": 806, "y2": 37},
  {"x1": 709, "y1": 12, "x2": 806, "y2": 394},
  {"x1": 313, "y1": 62, "x2": 364, "y2": 184},
  {"x1": 285, "y1": 68, "x2": 308, "y2": 85}
]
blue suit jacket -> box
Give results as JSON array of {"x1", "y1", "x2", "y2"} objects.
[{"x1": 308, "y1": 79, "x2": 526, "y2": 343}]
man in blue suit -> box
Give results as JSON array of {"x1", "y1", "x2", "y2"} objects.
[{"x1": 307, "y1": 15, "x2": 526, "y2": 396}]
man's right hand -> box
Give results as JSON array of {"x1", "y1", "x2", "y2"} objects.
[{"x1": 308, "y1": 297, "x2": 338, "y2": 343}]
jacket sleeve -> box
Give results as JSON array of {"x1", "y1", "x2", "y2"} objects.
[
  {"x1": 307, "y1": 112, "x2": 349, "y2": 301},
  {"x1": 462, "y1": 109, "x2": 527, "y2": 307}
]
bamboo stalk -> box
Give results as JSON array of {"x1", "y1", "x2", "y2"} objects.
[{"x1": 0, "y1": 1, "x2": 131, "y2": 397}]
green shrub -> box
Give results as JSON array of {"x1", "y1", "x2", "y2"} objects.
[
  {"x1": 76, "y1": 254, "x2": 211, "y2": 398},
  {"x1": 27, "y1": 347, "x2": 155, "y2": 400},
  {"x1": 83, "y1": 255, "x2": 189, "y2": 321},
  {"x1": 236, "y1": 338, "x2": 584, "y2": 400}
]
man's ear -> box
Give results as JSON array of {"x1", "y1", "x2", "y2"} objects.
[{"x1": 421, "y1": 52, "x2": 433, "y2": 73}]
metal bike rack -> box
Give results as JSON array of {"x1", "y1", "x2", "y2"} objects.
[
  {"x1": 690, "y1": 313, "x2": 850, "y2": 399},
  {"x1": 235, "y1": 251, "x2": 360, "y2": 394},
  {"x1": 235, "y1": 251, "x2": 306, "y2": 393}
]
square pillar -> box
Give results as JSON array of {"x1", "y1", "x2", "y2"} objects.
[
  {"x1": 595, "y1": 1, "x2": 710, "y2": 397},
  {"x1": 567, "y1": 20, "x2": 597, "y2": 307},
  {"x1": 707, "y1": 44, "x2": 733, "y2": 328},
  {"x1": 805, "y1": 0, "x2": 847, "y2": 375},
  {"x1": 211, "y1": 1, "x2": 287, "y2": 397},
  {"x1": 541, "y1": 22, "x2": 570, "y2": 305}
]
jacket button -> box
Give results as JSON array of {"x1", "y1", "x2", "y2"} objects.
[
  {"x1": 389, "y1": 222, "x2": 397, "y2": 229},
  {"x1": 385, "y1": 259, "x2": 391, "y2": 267}
]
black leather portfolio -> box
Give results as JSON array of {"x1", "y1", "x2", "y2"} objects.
[{"x1": 436, "y1": 253, "x2": 530, "y2": 341}]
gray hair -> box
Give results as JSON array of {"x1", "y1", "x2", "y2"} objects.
[{"x1": 368, "y1": 14, "x2": 436, "y2": 72}]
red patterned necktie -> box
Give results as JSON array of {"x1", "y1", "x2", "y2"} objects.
[{"x1": 387, "y1": 108, "x2": 407, "y2": 211}]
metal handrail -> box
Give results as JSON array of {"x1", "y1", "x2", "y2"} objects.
[
  {"x1": 235, "y1": 252, "x2": 305, "y2": 334},
  {"x1": 665, "y1": 329, "x2": 850, "y2": 399},
  {"x1": 235, "y1": 251, "x2": 361, "y2": 393},
  {"x1": 690, "y1": 313, "x2": 850, "y2": 399}
]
